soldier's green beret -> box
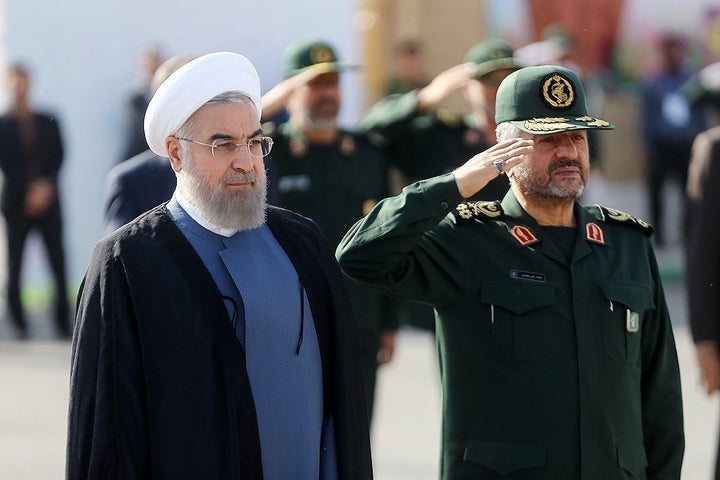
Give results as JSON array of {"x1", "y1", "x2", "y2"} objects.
[
  {"x1": 282, "y1": 39, "x2": 360, "y2": 78},
  {"x1": 495, "y1": 65, "x2": 615, "y2": 134},
  {"x1": 464, "y1": 39, "x2": 519, "y2": 79}
]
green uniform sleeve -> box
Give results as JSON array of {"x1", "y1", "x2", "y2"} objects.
[
  {"x1": 336, "y1": 173, "x2": 464, "y2": 307},
  {"x1": 360, "y1": 90, "x2": 422, "y2": 134}
]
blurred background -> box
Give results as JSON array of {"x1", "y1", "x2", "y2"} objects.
[
  {"x1": 0, "y1": 0, "x2": 718, "y2": 478},
  {"x1": 0, "y1": 0, "x2": 716, "y2": 289}
]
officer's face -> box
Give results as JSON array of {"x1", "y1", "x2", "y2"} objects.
[
  {"x1": 298, "y1": 71, "x2": 341, "y2": 127},
  {"x1": 510, "y1": 130, "x2": 590, "y2": 201}
]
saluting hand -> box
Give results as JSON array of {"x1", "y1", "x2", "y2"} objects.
[
  {"x1": 453, "y1": 138, "x2": 533, "y2": 199},
  {"x1": 417, "y1": 62, "x2": 479, "y2": 112}
]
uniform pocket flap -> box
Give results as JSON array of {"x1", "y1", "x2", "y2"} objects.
[
  {"x1": 481, "y1": 281, "x2": 555, "y2": 314},
  {"x1": 600, "y1": 281, "x2": 655, "y2": 312},
  {"x1": 464, "y1": 440, "x2": 546, "y2": 474},
  {"x1": 616, "y1": 444, "x2": 648, "y2": 474}
]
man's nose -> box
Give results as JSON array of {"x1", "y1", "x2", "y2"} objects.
[{"x1": 231, "y1": 146, "x2": 254, "y2": 172}]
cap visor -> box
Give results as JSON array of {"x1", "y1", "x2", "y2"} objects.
[
  {"x1": 513, "y1": 116, "x2": 614, "y2": 134},
  {"x1": 289, "y1": 62, "x2": 362, "y2": 77}
]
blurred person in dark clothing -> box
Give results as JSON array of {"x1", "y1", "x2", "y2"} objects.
[
  {"x1": 0, "y1": 63, "x2": 70, "y2": 339},
  {"x1": 119, "y1": 45, "x2": 163, "y2": 163},
  {"x1": 640, "y1": 33, "x2": 707, "y2": 247},
  {"x1": 384, "y1": 39, "x2": 430, "y2": 95},
  {"x1": 261, "y1": 39, "x2": 397, "y2": 422}
]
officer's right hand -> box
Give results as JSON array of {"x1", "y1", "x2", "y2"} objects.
[
  {"x1": 453, "y1": 138, "x2": 533, "y2": 199},
  {"x1": 417, "y1": 62, "x2": 478, "y2": 112}
]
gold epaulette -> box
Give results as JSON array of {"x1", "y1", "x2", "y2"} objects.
[
  {"x1": 593, "y1": 205, "x2": 654, "y2": 235},
  {"x1": 453, "y1": 200, "x2": 504, "y2": 223}
]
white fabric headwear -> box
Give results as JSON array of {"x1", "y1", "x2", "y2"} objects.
[{"x1": 144, "y1": 52, "x2": 262, "y2": 157}]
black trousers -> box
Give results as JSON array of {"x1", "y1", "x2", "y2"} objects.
[
  {"x1": 3, "y1": 200, "x2": 70, "y2": 336},
  {"x1": 647, "y1": 140, "x2": 693, "y2": 247}
]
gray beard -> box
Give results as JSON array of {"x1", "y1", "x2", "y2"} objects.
[
  {"x1": 513, "y1": 162, "x2": 586, "y2": 202},
  {"x1": 178, "y1": 154, "x2": 267, "y2": 232}
]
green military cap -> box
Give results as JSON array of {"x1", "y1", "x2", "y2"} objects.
[
  {"x1": 464, "y1": 38, "x2": 519, "y2": 79},
  {"x1": 282, "y1": 39, "x2": 359, "y2": 78},
  {"x1": 495, "y1": 64, "x2": 614, "y2": 134}
]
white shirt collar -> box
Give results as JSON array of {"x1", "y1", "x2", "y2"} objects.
[{"x1": 173, "y1": 188, "x2": 238, "y2": 238}]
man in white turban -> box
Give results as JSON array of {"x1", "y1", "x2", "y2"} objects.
[{"x1": 67, "y1": 52, "x2": 373, "y2": 480}]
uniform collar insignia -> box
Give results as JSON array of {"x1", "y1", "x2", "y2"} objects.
[
  {"x1": 585, "y1": 222, "x2": 605, "y2": 244},
  {"x1": 510, "y1": 225, "x2": 539, "y2": 246}
]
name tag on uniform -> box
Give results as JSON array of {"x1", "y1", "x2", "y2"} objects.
[
  {"x1": 509, "y1": 269, "x2": 546, "y2": 283},
  {"x1": 626, "y1": 310, "x2": 639, "y2": 333},
  {"x1": 278, "y1": 175, "x2": 311, "y2": 193}
]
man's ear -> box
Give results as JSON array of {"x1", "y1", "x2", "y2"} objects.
[{"x1": 166, "y1": 137, "x2": 183, "y2": 172}]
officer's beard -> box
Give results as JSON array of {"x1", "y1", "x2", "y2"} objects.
[
  {"x1": 512, "y1": 159, "x2": 587, "y2": 202},
  {"x1": 177, "y1": 151, "x2": 267, "y2": 232}
]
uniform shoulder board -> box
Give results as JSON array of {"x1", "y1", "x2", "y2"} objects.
[
  {"x1": 592, "y1": 205, "x2": 654, "y2": 236},
  {"x1": 453, "y1": 200, "x2": 504, "y2": 223}
]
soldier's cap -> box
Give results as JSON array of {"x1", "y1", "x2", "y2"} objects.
[
  {"x1": 282, "y1": 39, "x2": 360, "y2": 78},
  {"x1": 464, "y1": 39, "x2": 520, "y2": 79},
  {"x1": 681, "y1": 61, "x2": 720, "y2": 108},
  {"x1": 495, "y1": 64, "x2": 614, "y2": 134}
]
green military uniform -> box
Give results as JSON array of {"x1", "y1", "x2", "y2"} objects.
[
  {"x1": 336, "y1": 174, "x2": 683, "y2": 479},
  {"x1": 360, "y1": 39, "x2": 519, "y2": 332},
  {"x1": 337, "y1": 65, "x2": 683, "y2": 479},
  {"x1": 361, "y1": 38, "x2": 518, "y2": 200},
  {"x1": 267, "y1": 40, "x2": 397, "y2": 420},
  {"x1": 267, "y1": 121, "x2": 395, "y2": 419}
]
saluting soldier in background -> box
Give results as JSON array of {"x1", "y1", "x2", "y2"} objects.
[
  {"x1": 337, "y1": 65, "x2": 684, "y2": 479},
  {"x1": 261, "y1": 39, "x2": 397, "y2": 423},
  {"x1": 360, "y1": 39, "x2": 520, "y2": 334}
]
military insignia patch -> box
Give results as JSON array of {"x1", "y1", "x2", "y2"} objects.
[
  {"x1": 585, "y1": 222, "x2": 605, "y2": 244},
  {"x1": 453, "y1": 201, "x2": 503, "y2": 223},
  {"x1": 510, "y1": 225, "x2": 539, "y2": 246},
  {"x1": 541, "y1": 73, "x2": 575, "y2": 110}
]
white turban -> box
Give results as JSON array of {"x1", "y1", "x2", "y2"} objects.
[{"x1": 144, "y1": 52, "x2": 262, "y2": 157}]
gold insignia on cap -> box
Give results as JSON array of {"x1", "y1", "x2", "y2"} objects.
[
  {"x1": 489, "y1": 49, "x2": 505, "y2": 60},
  {"x1": 542, "y1": 73, "x2": 575, "y2": 109},
  {"x1": 310, "y1": 45, "x2": 335, "y2": 64}
]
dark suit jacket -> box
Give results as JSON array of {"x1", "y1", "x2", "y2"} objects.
[
  {"x1": 686, "y1": 125, "x2": 720, "y2": 343},
  {"x1": 67, "y1": 204, "x2": 373, "y2": 479},
  {"x1": 0, "y1": 111, "x2": 63, "y2": 216},
  {"x1": 103, "y1": 150, "x2": 176, "y2": 233}
]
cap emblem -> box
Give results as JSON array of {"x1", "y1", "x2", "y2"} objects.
[
  {"x1": 310, "y1": 45, "x2": 335, "y2": 64},
  {"x1": 541, "y1": 73, "x2": 575, "y2": 110},
  {"x1": 489, "y1": 49, "x2": 505, "y2": 60}
]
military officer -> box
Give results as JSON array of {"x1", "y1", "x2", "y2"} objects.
[
  {"x1": 361, "y1": 39, "x2": 521, "y2": 334},
  {"x1": 361, "y1": 38, "x2": 519, "y2": 199},
  {"x1": 261, "y1": 39, "x2": 397, "y2": 422},
  {"x1": 337, "y1": 65, "x2": 683, "y2": 479}
]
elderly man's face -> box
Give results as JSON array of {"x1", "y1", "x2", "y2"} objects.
[
  {"x1": 172, "y1": 100, "x2": 267, "y2": 230},
  {"x1": 509, "y1": 129, "x2": 590, "y2": 201}
]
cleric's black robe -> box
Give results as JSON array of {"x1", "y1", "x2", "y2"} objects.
[{"x1": 66, "y1": 204, "x2": 372, "y2": 480}]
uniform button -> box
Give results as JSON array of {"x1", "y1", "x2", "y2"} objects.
[{"x1": 439, "y1": 201, "x2": 449, "y2": 210}]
